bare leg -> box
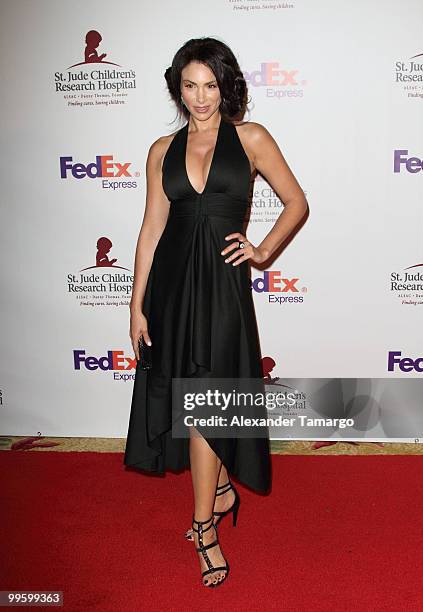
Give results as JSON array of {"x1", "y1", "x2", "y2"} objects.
[
  {"x1": 185, "y1": 443, "x2": 236, "y2": 540},
  {"x1": 214, "y1": 462, "x2": 235, "y2": 514},
  {"x1": 217, "y1": 462, "x2": 228, "y2": 486},
  {"x1": 189, "y1": 428, "x2": 228, "y2": 586}
]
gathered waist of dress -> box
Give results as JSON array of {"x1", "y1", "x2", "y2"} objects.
[{"x1": 168, "y1": 192, "x2": 248, "y2": 221}]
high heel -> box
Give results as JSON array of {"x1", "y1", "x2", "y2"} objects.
[
  {"x1": 184, "y1": 480, "x2": 241, "y2": 540},
  {"x1": 213, "y1": 480, "x2": 240, "y2": 528},
  {"x1": 192, "y1": 515, "x2": 229, "y2": 587}
]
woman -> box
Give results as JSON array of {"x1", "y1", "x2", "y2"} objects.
[{"x1": 124, "y1": 37, "x2": 308, "y2": 587}]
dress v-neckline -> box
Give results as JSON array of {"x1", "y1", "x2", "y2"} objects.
[{"x1": 183, "y1": 116, "x2": 223, "y2": 196}]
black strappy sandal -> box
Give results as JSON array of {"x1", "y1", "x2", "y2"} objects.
[
  {"x1": 192, "y1": 515, "x2": 229, "y2": 587},
  {"x1": 213, "y1": 480, "x2": 240, "y2": 528},
  {"x1": 185, "y1": 480, "x2": 240, "y2": 541}
]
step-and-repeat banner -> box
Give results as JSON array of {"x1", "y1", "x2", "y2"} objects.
[{"x1": 1, "y1": 1, "x2": 422, "y2": 441}]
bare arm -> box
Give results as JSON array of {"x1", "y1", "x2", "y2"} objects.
[
  {"x1": 222, "y1": 122, "x2": 308, "y2": 265},
  {"x1": 252, "y1": 123, "x2": 308, "y2": 260},
  {"x1": 129, "y1": 135, "x2": 171, "y2": 355}
]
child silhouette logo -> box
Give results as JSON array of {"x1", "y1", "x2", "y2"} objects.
[
  {"x1": 79, "y1": 237, "x2": 130, "y2": 271},
  {"x1": 85, "y1": 30, "x2": 107, "y2": 63},
  {"x1": 262, "y1": 356, "x2": 280, "y2": 384},
  {"x1": 67, "y1": 30, "x2": 121, "y2": 68},
  {"x1": 96, "y1": 236, "x2": 117, "y2": 267}
]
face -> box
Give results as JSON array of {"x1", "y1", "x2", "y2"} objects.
[{"x1": 180, "y1": 61, "x2": 221, "y2": 120}]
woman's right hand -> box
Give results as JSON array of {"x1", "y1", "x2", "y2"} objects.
[{"x1": 130, "y1": 310, "x2": 152, "y2": 361}]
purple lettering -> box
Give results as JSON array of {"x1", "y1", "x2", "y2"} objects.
[
  {"x1": 393, "y1": 150, "x2": 408, "y2": 173},
  {"x1": 387, "y1": 350, "x2": 402, "y2": 371}
]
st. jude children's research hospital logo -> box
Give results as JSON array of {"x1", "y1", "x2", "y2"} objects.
[
  {"x1": 67, "y1": 237, "x2": 133, "y2": 309},
  {"x1": 394, "y1": 50, "x2": 423, "y2": 99},
  {"x1": 54, "y1": 30, "x2": 137, "y2": 107},
  {"x1": 390, "y1": 261, "x2": 423, "y2": 306}
]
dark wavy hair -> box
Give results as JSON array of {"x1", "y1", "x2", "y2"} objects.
[{"x1": 164, "y1": 37, "x2": 249, "y2": 125}]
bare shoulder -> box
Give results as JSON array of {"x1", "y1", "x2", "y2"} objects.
[
  {"x1": 232, "y1": 120, "x2": 275, "y2": 170},
  {"x1": 233, "y1": 120, "x2": 273, "y2": 145},
  {"x1": 147, "y1": 127, "x2": 181, "y2": 171}
]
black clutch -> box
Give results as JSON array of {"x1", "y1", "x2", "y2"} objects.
[{"x1": 138, "y1": 336, "x2": 153, "y2": 370}]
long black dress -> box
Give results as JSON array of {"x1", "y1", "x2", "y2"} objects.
[{"x1": 124, "y1": 115, "x2": 271, "y2": 493}]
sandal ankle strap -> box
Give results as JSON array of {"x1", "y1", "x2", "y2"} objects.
[
  {"x1": 192, "y1": 515, "x2": 214, "y2": 534},
  {"x1": 216, "y1": 480, "x2": 231, "y2": 490},
  {"x1": 215, "y1": 481, "x2": 233, "y2": 496}
]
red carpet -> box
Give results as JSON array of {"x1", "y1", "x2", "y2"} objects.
[{"x1": 2, "y1": 452, "x2": 423, "y2": 611}]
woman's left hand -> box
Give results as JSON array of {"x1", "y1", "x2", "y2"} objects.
[{"x1": 221, "y1": 232, "x2": 268, "y2": 266}]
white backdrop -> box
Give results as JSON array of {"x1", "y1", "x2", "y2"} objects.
[{"x1": 1, "y1": 0, "x2": 422, "y2": 439}]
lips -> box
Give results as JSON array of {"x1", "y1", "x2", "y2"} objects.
[{"x1": 194, "y1": 106, "x2": 209, "y2": 112}]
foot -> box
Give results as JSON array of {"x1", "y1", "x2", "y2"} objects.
[
  {"x1": 192, "y1": 517, "x2": 228, "y2": 587},
  {"x1": 185, "y1": 485, "x2": 236, "y2": 540}
]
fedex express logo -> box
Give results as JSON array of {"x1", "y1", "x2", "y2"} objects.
[
  {"x1": 388, "y1": 351, "x2": 423, "y2": 372},
  {"x1": 60, "y1": 155, "x2": 139, "y2": 189},
  {"x1": 393, "y1": 150, "x2": 423, "y2": 173},
  {"x1": 250, "y1": 271, "x2": 306, "y2": 304},
  {"x1": 74, "y1": 349, "x2": 136, "y2": 381},
  {"x1": 243, "y1": 62, "x2": 306, "y2": 88}
]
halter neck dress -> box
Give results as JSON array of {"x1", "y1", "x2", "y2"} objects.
[{"x1": 124, "y1": 115, "x2": 271, "y2": 493}]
